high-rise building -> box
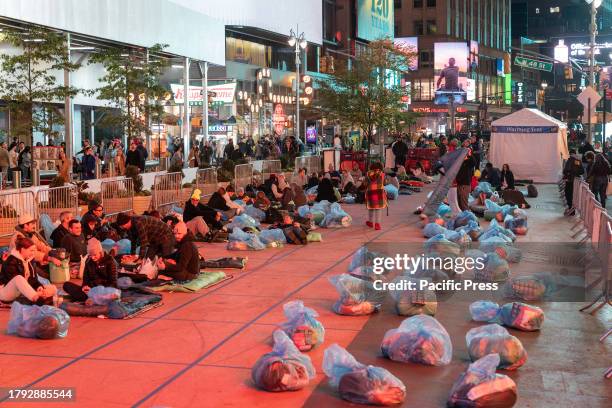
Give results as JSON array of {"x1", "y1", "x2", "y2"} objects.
[{"x1": 394, "y1": 0, "x2": 512, "y2": 135}]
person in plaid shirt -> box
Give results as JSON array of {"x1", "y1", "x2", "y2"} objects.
[
  {"x1": 365, "y1": 162, "x2": 387, "y2": 230},
  {"x1": 116, "y1": 214, "x2": 175, "y2": 260}
]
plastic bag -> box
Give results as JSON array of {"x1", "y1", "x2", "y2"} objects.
[
  {"x1": 101, "y1": 238, "x2": 117, "y2": 254},
  {"x1": 504, "y1": 215, "x2": 528, "y2": 235},
  {"x1": 306, "y1": 232, "x2": 322, "y2": 242},
  {"x1": 117, "y1": 276, "x2": 134, "y2": 289},
  {"x1": 469, "y1": 301, "x2": 544, "y2": 331},
  {"x1": 456, "y1": 220, "x2": 482, "y2": 241},
  {"x1": 228, "y1": 214, "x2": 260, "y2": 230},
  {"x1": 348, "y1": 246, "x2": 384, "y2": 273},
  {"x1": 390, "y1": 277, "x2": 437, "y2": 316},
  {"x1": 321, "y1": 203, "x2": 352, "y2": 228},
  {"x1": 251, "y1": 329, "x2": 315, "y2": 392},
  {"x1": 437, "y1": 203, "x2": 452, "y2": 217},
  {"x1": 323, "y1": 344, "x2": 406, "y2": 406},
  {"x1": 479, "y1": 237, "x2": 521, "y2": 263},
  {"x1": 116, "y1": 239, "x2": 132, "y2": 255},
  {"x1": 471, "y1": 182, "x2": 493, "y2": 198},
  {"x1": 40, "y1": 214, "x2": 57, "y2": 244},
  {"x1": 312, "y1": 200, "x2": 331, "y2": 214},
  {"x1": 229, "y1": 228, "x2": 266, "y2": 250},
  {"x1": 479, "y1": 220, "x2": 516, "y2": 243},
  {"x1": 305, "y1": 186, "x2": 318, "y2": 196},
  {"x1": 381, "y1": 315, "x2": 452, "y2": 366},
  {"x1": 50, "y1": 259, "x2": 70, "y2": 284},
  {"x1": 453, "y1": 210, "x2": 479, "y2": 229},
  {"x1": 297, "y1": 205, "x2": 311, "y2": 218},
  {"x1": 343, "y1": 195, "x2": 356, "y2": 204},
  {"x1": 384, "y1": 184, "x2": 398, "y2": 200},
  {"x1": 423, "y1": 223, "x2": 448, "y2": 238},
  {"x1": 280, "y1": 300, "x2": 324, "y2": 351},
  {"x1": 87, "y1": 286, "x2": 121, "y2": 306},
  {"x1": 424, "y1": 234, "x2": 461, "y2": 257},
  {"x1": 138, "y1": 257, "x2": 159, "y2": 280},
  {"x1": 245, "y1": 205, "x2": 266, "y2": 222},
  {"x1": 503, "y1": 273, "x2": 556, "y2": 301},
  {"x1": 329, "y1": 274, "x2": 384, "y2": 316},
  {"x1": 443, "y1": 229, "x2": 472, "y2": 246},
  {"x1": 259, "y1": 229, "x2": 287, "y2": 245},
  {"x1": 7, "y1": 303, "x2": 70, "y2": 339},
  {"x1": 448, "y1": 354, "x2": 518, "y2": 407},
  {"x1": 466, "y1": 324, "x2": 527, "y2": 370},
  {"x1": 474, "y1": 253, "x2": 510, "y2": 282}
]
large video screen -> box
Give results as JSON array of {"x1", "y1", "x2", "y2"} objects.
[
  {"x1": 357, "y1": 0, "x2": 394, "y2": 41},
  {"x1": 394, "y1": 37, "x2": 418, "y2": 71},
  {"x1": 434, "y1": 42, "x2": 469, "y2": 105}
]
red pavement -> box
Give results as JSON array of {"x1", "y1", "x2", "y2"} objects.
[{"x1": 0, "y1": 185, "x2": 610, "y2": 408}]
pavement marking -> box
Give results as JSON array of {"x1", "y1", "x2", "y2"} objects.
[{"x1": 131, "y1": 219, "x2": 416, "y2": 407}]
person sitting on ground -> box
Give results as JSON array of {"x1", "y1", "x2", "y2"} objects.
[
  {"x1": 10, "y1": 214, "x2": 60, "y2": 267},
  {"x1": 396, "y1": 165, "x2": 409, "y2": 181},
  {"x1": 271, "y1": 174, "x2": 289, "y2": 200},
  {"x1": 409, "y1": 162, "x2": 433, "y2": 183},
  {"x1": 315, "y1": 177, "x2": 339, "y2": 203},
  {"x1": 182, "y1": 189, "x2": 215, "y2": 240},
  {"x1": 156, "y1": 222, "x2": 200, "y2": 282},
  {"x1": 291, "y1": 183, "x2": 308, "y2": 208},
  {"x1": 81, "y1": 201, "x2": 108, "y2": 240},
  {"x1": 306, "y1": 172, "x2": 319, "y2": 190},
  {"x1": 500, "y1": 163, "x2": 515, "y2": 190},
  {"x1": 253, "y1": 191, "x2": 272, "y2": 211},
  {"x1": 262, "y1": 174, "x2": 278, "y2": 199},
  {"x1": 60, "y1": 219, "x2": 88, "y2": 277},
  {"x1": 340, "y1": 169, "x2": 356, "y2": 195},
  {"x1": 62, "y1": 238, "x2": 118, "y2": 303},
  {"x1": 116, "y1": 214, "x2": 176, "y2": 260},
  {"x1": 385, "y1": 172, "x2": 400, "y2": 190},
  {"x1": 235, "y1": 187, "x2": 252, "y2": 204},
  {"x1": 292, "y1": 168, "x2": 308, "y2": 189},
  {"x1": 50, "y1": 211, "x2": 73, "y2": 248},
  {"x1": 0, "y1": 237, "x2": 57, "y2": 304},
  {"x1": 479, "y1": 162, "x2": 502, "y2": 190},
  {"x1": 326, "y1": 163, "x2": 341, "y2": 185},
  {"x1": 208, "y1": 187, "x2": 238, "y2": 218},
  {"x1": 350, "y1": 162, "x2": 363, "y2": 181},
  {"x1": 224, "y1": 186, "x2": 245, "y2": 215}
]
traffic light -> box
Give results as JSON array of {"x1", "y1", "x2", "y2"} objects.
[
  {"x1": 564, "y1": 65, "x2": 574, "y2": 80},
  {"x1": 301, "y1": 74, "x2": 313, "y2": 106}
]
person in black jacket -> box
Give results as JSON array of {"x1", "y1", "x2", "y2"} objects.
[
  {"x1": 588, "y1": 153, "x2": 611, "y2": 207},
  {"x1": 391, "y1": 136, "x2": 409, "y2": 169},
  {"x1": 50, "y1": 211, "x2": 73, "y2": 248},
  {"x1": 125, "y1": 142, "x2": 142, "y2": 171},
  {"x1": 563, "y1": 149, "x2": 585, "y2": 213},
  {"x1": 455, "y1": 144, "x2": 477, "y2": 211},
  {"x1": 62, "y1": 238, "x2": 118, "y2": 302},
  {"x1": 315, "y1": 177, "x2": 338, "y2": 203},
  {"x1": 500, "y1": 164, "x2": 515, "y2": 190},
  {"x1": 0, "y1": 237, "x2": 56, "y2": 304},
  {"x1": 183, "y1": 189, "x2": 219, "y2": 238},
  {"x1": 479, "y1": 162, "x2": 502, "y2": 190},
  {"x1": 60, "y1": 219, "x2": 87, "y2": 264},
  {"x1": 156, "y1": 222, "x2": 200, "y2": 281},
  {"x1": 116, "y1": 214, "x2": 175, "y2": 260}
]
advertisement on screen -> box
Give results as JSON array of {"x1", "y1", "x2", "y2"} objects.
[
  {"x1": 306, "y1": 126, "x2": 317, "y2": 143},
  {"x1": 470, "y1": 40, "x2": 479, "y2": 68},
  {"x1": 394, "y1": 37, "x2": 418, "y2": 70},
  {"x1": 357, "y1": 0, "x2": 394, "y2": 41},
  {"x1": 434, "y1": 42, "x2": 468, "y2": 105},
  {"x1": 466, "y1": 78, "x2": 476, "y2": 101}
]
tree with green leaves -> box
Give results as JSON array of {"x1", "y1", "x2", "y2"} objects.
[
  {"x1": 0, "y1": 28, "x2": 81, "y2": 144},
  {"x1": 315, "y1": 39, "x2": 416, "y2": 162},
  {"x1": 88, "y1": 44, "x2": 169, "y2": 145}
]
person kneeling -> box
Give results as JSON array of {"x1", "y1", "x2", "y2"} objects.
[
  {"x1": 0, "y1": 237, "x2": 57, "y2": 305},
  {"x1": 156, "y1": 222, "x2": 200, "y2": 282},
  {"x1": 62, "y1": 238, "x2": 118, "y2": 303}
]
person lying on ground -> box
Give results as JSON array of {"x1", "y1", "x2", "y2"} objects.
[
  {"x1": 50, "y1": 211, "x2": 73, "y2": 248},
  {"x1": 62, "y1": 238, "x2": 118, "y2": 303},
  {"x1": 10, "y1": 214, "x2": 61, "y2": 267},
  {"x1": 116, "y1": 213, "x2": 176, "y2": 260},
  {"x1": 385, "y1": 172, "x2": 400, "y2": 190},
  {"x1": 156, "y1": 222, "x2": 200, "y2": 282},
  {"x1": 0, "y1": 236, "x2": 57, "y2": 304}
]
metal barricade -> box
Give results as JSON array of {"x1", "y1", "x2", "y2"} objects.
[
  {"x1": 294, "y1": 155, "x2": 322, "y2": 176},
  {"x1": 262, "y1": 159, "x2": 282, "y2": 182},
  {"x1": 151, "y1": 172, "x2": 183, "y2": 214},
  {"x1": 580, "y1": 211, "x2": 612, "y2": 313},
  {"x1": 195, "y1": 168, "x2": 218, "y2": 198},
  {"x1": 234, "y1": 163, "x2": 253, "y2": 192},
  {"x1": 251, "y1": 160, "x2": 264, "y2": 187},
  {"x1": 101, "y1": 177, "x2": 134, "y2": 218},
  {"x1": 36, "y1": 185, "x2": 78, "y2": 223},
  {"x1": 0, "y1": 189, "x2": 37, "y2": 242}
]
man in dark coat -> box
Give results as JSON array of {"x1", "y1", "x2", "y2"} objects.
[
  {"x1": 455, "y1": 142, "x2": 477, "y2": 211},
  {"x1": 391, "y1": 136, "x2": 409, "y2": 169},
  {"x1": 156, "y1": 222, "x2": 200, "y2": 281},
  {"x1": 116, "y1": 214, "x2": 175, "y2": 260},
  {"x1": 563, "y1": 148, "x2": 584, "y2": 214},
  {"x1": 125, "y1": 142, "x2": 142, "y2": 171}
]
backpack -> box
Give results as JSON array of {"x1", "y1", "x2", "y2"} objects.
[
  {"x1": 526, "y1": 184, "x2": 538, "y2": 198},
  {"x1": 282, "y1": 226, "x2": 308, "y2": 245}
]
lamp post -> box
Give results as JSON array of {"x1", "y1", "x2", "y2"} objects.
[
  {"x1": 541, "y1": 82, "x2": 548, "y2": 114},
  {"x1": 288, "y1": 28, "x2": 307, "y2": 143},
  {"x1": 585, "y1": 0, "x2": 602, "y2": 143}
]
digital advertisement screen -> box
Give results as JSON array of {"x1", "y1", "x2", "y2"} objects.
[
  {"x1": 434, "y1": 42, "x2": 469, "y2": 105},
  {"x1": 394, "y1": 37, "x2": 418, "y2": 71},
  {"x1": 306, "y1": 126, "x2": 317, "y2": 143},
  {"x1": 357, "y1": 0, "x2": 394, "y2": 41},
  {"x1": 470, "y1": 40, "x2": 479, "y2": 68}
]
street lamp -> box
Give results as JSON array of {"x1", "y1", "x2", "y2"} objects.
[
  {"x1": 288, "y1": 28, "x2": 307, "y2": 142},
  {"x1": 541, "y1": 82, "x2": 548, "y2": 90},
  {"x1": 585, "y1": 0, "x2": 602, "y2": 87}
]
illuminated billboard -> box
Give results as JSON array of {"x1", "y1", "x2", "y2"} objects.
[
  {"x1": 394, "y1": 37, "x2": 418, "y2": 70},
  {"x1": 470, "y1": 40, "x2": 479, "y2": 68},
  {"x1": 357, "y1": 0, "x2": 394, "y2": 41},
  {"x1": 434, "y1": 42, "x2": 469, "y2": 105}
]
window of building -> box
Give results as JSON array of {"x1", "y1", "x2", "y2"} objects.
[
  {"x1": 535, "y1": 8, "x2": 540, "y2": 14},
  {"x1": 394, "y1": 21, "x2": 402, "y2": 37},
  {"x1": 550, "y1": 6, "x2": 560, "y2": 14},
  {"x1": 323, "y1": 0, "x2": 337, "y2": 43},
  {"x1": 427, "y1": 0, "x2": 436, "y2": 7},
  {"x1": 394, "y1": 0, "x2": 402, "y2": 8},
  {"x1": 419, "y1": 50, "x2": 433, "y2": 68},
  {"x1": 414, "y1": 0, "x2": 423, "y2": 7},
  {"x1": 426, "y1": 19, "x2": 437, "y2": 34},
  {"x1": 414, "y1": 20, "x2": 424, "y2": 35}
]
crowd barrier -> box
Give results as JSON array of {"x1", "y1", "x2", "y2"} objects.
[
  {"x1": 195, "y1": 168, "x2": 218, "y2": 198},
  {"x1": 294, "y1": 155, "x2": 322, "y2": 176},
  {"x1": 251, "y1": 160, "x2": 281, "y2": 187},
  {"x1": 0, "y1": 189, "x2": 37, "y2": 242},
  {"x1": 36, "y1": 185, "x2": 79, "y2": 223},
  {"x1": 101, "y1": 177, "x2": 134, "y2": 219},
  {"x1": 151, "y1": 172, "x2": 183, "y2": 215},
  {"x1": 234, "y1": 163, "x2": 253, "y2": 192}
]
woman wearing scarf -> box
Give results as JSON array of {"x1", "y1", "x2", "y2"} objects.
[{"x1": 365, "y1": 162, "x2": 387, "y2": 230}]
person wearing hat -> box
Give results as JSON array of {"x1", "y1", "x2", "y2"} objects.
[
  {"x1": 115, "y1": 213, "x2": 175, "y2": 260},
  {"x1": 9, "y1": 213, "x2": 60, "y2": 266},
  {"x1": 182, "y1": 189, "x2": 214, "y2": 240},
  {"x1": 1, "y1": 236, "x2": 57, "y2": 304},
  {"x1": 62, "y1": 238, "x2": 118, "y2": 302}
]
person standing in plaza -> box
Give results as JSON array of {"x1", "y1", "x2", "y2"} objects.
[
  {"x1": 0, "y1": 141, "x2": 10, "y2": 183},
  {"x1": 563, "y1": 149, "x2": 584, "y2": 215},
  {"x1": 455, "y1": 142, "x2": 477, "y2": 211},
  {"x1": 588, "y1": 152, "x2": 611, "y2": 208},
  {"x1": 365, "y1": 162, "x2": 387, "y2": 231}
]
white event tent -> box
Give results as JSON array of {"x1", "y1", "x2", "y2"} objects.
[{"x1": 489, "y1": 108, "x2": 569, "y2": 183}]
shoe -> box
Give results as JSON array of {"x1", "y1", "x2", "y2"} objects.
[
  {"x1": 366, "y1": 221, "x2": 373, "y2": 228},
  {"x1": 565, "y1": 209, "x2": 575, "y2": 217},
  {"x1": 374, "y1": 223, "x2": 381, "y2": 230}
]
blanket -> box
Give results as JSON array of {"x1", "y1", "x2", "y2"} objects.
[
  {"x1": 60, "y1": 287, "x2": 163, "y2": 319},
  {"x1": 144, "y1": 271, "x2": 230, "y2": 293}
]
